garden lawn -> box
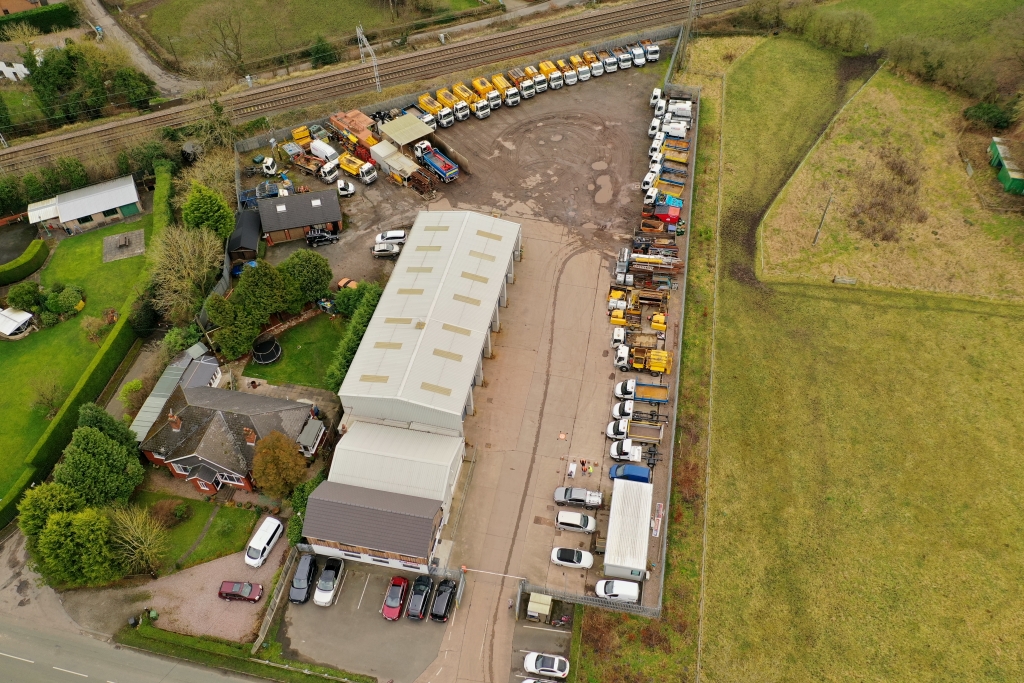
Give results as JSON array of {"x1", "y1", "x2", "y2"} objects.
[
  {"x1": 133, "y1": 490, "x2": 217, "y2": 574},
  {"x1": 183, "y1": 505, "x2": 259, "y2": 567},
  {"x1": 821, "y1": 0, "x2": 1023, "y2": 44},
  {"x1": 0, "y1": 219, "x2": 152, "y2": 500},
  {"x1": 0, "y1": 87, "x2": 44, "y2": 127},
  {"x1": 243, "y1": 313, "x2": 346, "y2": 390}
]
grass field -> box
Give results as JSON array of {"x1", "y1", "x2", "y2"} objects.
[
  {"x1": 0, "y1": 87, "x2": 44, "y2": 127},
  {"x1": 820, "y1": 0, "x2": 1024, "y2": 44},
  {"x1": 686, "y1": 32, "x2": 1024, "y2": 682},
  {"x1": 243, "y1": 313, "x2": 346, "y2": 389},
  {"x1": 761, "y1": 69, "x2": 1024, "y2": 297},
  {"x1": 134, "y1": 491, "x2": 217, "y2": 572},
  {"x1": 0, "y1": 219, "x2": 152, "y2": 499},
  {"x1": 184, "y1": 505, "x2": 259, "y2": 567}
]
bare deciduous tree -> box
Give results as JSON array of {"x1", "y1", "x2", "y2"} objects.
[
  {"x1": 193, "y1": 8, "x2": 245, "y2": 74},
  {"x1": 31, "y1": 371, "x2": 69, "y2": 419},
  {"x1": 150, "y1": 224, "x2": 224, "y2": 326}
]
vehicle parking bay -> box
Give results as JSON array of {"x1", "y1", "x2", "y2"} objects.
[
  {"x1": 280, "y1": 564, "x2": 446, "y2": 683},
  {"x1": 509, "y1": 618, "x2": 572, "y2": 683}
]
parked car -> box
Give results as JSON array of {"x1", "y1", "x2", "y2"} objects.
[
  {"x1": 430, "y1": 578, "x2": 457, "y2": 622},
  {"x1": 337, "y1": 180, "x2": 356, "y2": 198},
  {"x1": 554, "y1": 511, "x2": 596, "y2": 534},
  {"x1": 381, "y1": 575, "x2": 409, "y2": 621},
  {"x1": 407, "y1": 576, "x2": 434, "y2": 620},
  {"x1": 337, "y1": 277, "x2": 358, "y2": 290},
  {"x1": 375, "y1": 229, "x2": 408, "y2": 245},
  {"x1": 306, "y1": 228, "x2": 339, "y2": 248},
  {"x1": 219, "y1": 581, "x2": 263, "y2": 603},
  {"x1": 288, "y1": 554, "x2": 317, "y2": 604},
  {"x1": 371, "y1": 243, "x2": 401, "y2": 259},
  {"x1": 608, "y1": 464, "x2": 653, "y2": 484},
  {"x1": 594, "y1": 580, "x2": 640, "y2": 603},
  {"x1": 523, "y1": 652, "x2": 569, "y2": 679},
  {"x1": 553, "y1": 487, "x2": 602, "y2": 510},
  {"x1": 313, "y1": 558, "x2": 344, "y2": 607},
  {"x1": 550, "y1": 547, "x2": 594, "y2": 569}
]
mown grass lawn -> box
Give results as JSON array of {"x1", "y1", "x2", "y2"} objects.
[
  {"x1": 134, "y1": 491, "x2": 217, "y2": 572},
  {"x1": 243, "y1": 313, "x2": 346, "y2": 390},
  {"x1": 0, "y1": 219, "x2": 152, "y2": 500},
  {"x1": 184, "y1": 505, "x2": 259, "y2": 567}
]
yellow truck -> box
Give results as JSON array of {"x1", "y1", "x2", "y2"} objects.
[
  {"x1": 616, "y1": 347, "x2": 673, "y2": 377},
  {"x1": 418, "y1": 93, "x2": 455, "y2": 128},
  {"x1": 524, "y1": 65, "x2": 548, "y2": 93},
  {"x1": 507, "y1": 67, "x2": 535, "y2": 98},
  {"x1": 556, "y1": 59, "x2": 578, "y2": 86},
  {"x1": 453, "y1": 82, "x2": 490, "y2": 119},
  {"x1": 337, "y1": 152, "x2": 378, "y2": 185},
  {"x1": 569, "y1": 54, "x2": 591, "y2": 81},
  {"x1": 583, "y1": 51, "x2": 605, "y2": 76},
  {"x1": 491, "y1": 73, "x2": 521, "y2": 106},
  {"x1": 538, "y1": 61, "x2": 564, "y2": 89},
  {"x1": 436, "y1": 88, "x2": 470, "y2": 122},
  {"x1": 471, "y1": 77, "x2": 501, "y2": 109}
]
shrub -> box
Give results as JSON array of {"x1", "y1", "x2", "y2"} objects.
[
  {"x1": 118, "y1": 379, "x2": 144, "y2": 412},
  {"x1": 151, "y1": 498, "x2": 189, "y2": 528},
  {"x1": 278, "y1": 249, "x2": 333, "y2": 303},
  {"x1": 37, "y1": 508, "x2": 124, "y2": 586},
  {"x1": 17, "y1": 482, "x2": 85, "y2": 539},
  {"x1": 309, "y1": 36, "x2": 338, "y2": 69},
  {"x1": 6, "y1": 280, "x2": 41, "y2": 310},
  {"x1": 111, "y1": 506, "x2": 168, "y2": 574},
  {"x1": 52, "y1": 426, "x2": 145, "y2": 506},
  {"x1": 128, "y1": 289, "x2": 159, "y2": 337},
  {"x1": 963, "y1": 102, "x2": 1014, "y2": 130},
  {"x1": 251, "y1": 431, "x2": 306, "y2": 499},
  {"x1": 0, "y1": 240, "x2": 49, "y2": 286},
  {"x1": 39, "y1": 311, "x2": 59, "y2": 328},
  {"x1": 181, "y1": 181, "x2": 233, "y2": 238},
  {"x1": 163, "y1": 324, "x2": 202, "y2": 357},
  {"x1": 325, "y1": 283, "x2": 383, "y2": 390},
  {"x1": 79, "y1": 402, "x2": 138, "y2": 451},
  {"x1": 0, "y1": 4, "x2": 78, "y2": 36}
]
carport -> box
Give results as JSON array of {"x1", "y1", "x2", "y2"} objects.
[{"x1": 378, "y1": 114, "x2": 432, "y2": 154}]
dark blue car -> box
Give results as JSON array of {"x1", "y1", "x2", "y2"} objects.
[{"x1": 608, "y1": 464, "x2": 653, "y2": 484}]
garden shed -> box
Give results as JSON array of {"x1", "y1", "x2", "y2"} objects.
[
  {"x1": 989, "y1": 137, "x2": 1024, "y2": 195},
  {"x1": 31, "y1": 176, "x2": 143, "y2": 234},
  {"x1": 257, "y1": 190, "x2": 342, "y2": 245},
  {"x1": 228, "y1": 211, "x2": 262, "y2": 262}
]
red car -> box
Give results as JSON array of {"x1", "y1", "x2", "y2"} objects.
[
  {"x1": 381, "y1": 576, "x2": 409, "y2": 620},
  {"x1": 219, "y1": 581, "x2": 263, "y2": 603}
]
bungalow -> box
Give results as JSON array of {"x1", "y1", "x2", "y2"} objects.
[
  {"x1": 27, "y1": 176, "x2": 142, "y2": 235},
  {"x1": 139, "y1": 385, "x2": 328, "y2": 493},
  {"x1": 257, "y1": 190, "x2": 341, "y2": 245}
]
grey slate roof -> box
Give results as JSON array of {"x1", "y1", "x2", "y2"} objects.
[
  {"x1": 303, "y1": 481, "x2": 440, "y2": 559},
  {"x1": 257, "y1": 190, "x2": 342, "y2": 232},
  {"x1": 187, "y1": 464, "x2": 218, "y2": 484},
  {"x1": 228, "y1": 211, "x2": 262, "y2": 255}
]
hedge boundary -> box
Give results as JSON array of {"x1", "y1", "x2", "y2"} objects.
[
  {"x1": 0, "y1": 239, "x2": 49, "y2": 286},
  {"x1": 0, "y1": 166, "x2": 173, "y2": 530},
  {"x1": 0, "y1": 4, "x2": 79, "y2": 35}
]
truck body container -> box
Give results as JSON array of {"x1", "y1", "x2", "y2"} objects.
[
  {"x1": 436, "y1": 89, "x2": 470, "y2": 121},
  {"x1": 338, "y1": 152, "x2": 378, "y2": 184},
  {"x1": 491, "y1": 73, "x2": 520, "y2": 106},
  {"x1": 538, "y1": 61, "x2": 564, "y2": 89},
  {"x1": 556, "y1": 59, "x2": 579, "y2": 85},
  {"x1": 583, "y1": 51, "x2": 604, "y2": 76},
  {"x1": 471, "y1": 77, "x2": 502, "y2": 109},
  {"x1": 597, "y1": 50, "x2": 618, "y2": 73},
  {"x1": 507, "y1": 68, "x2": 536, "y2": 98},
  {"x1": 292, "y1": 126, "x2": 312, "y2": 148},
  {"x1": 524, "y1": 65, "x2": 548, "y2": 92},
  {"x1": 612, "y1": 47, "x2": 632, "y2": 69},
  {"x1": 418, "y1": 94, "x2": 454, "y2": 127},
  {"x1": 603, "y1": 479, "x2": 654, "y2": 580},
  {"x1": 403, "y1": 105, "x2": 436, "y2": 130},
  {"x1": 639, "y1": 39, "x2": 660, "y2": 61},
  {"x1": 569, "y1": 55, "x2": 591, "y2": 81},
  {"x1": 452, "y1": 82, "x2": 480, "y2": 105},
  {"x1": 626, "y1": 420, "x2": 663, "y2": 443},
  {"x1": 613, "y1": 379, "x2": 670, "y2": 403},
  {"x1": 413, "y1": 141, "x2": 458, "y2": 183}
]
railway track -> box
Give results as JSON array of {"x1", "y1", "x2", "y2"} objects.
[{"x1": 0, "y1": 0, "x2": 744, "y2": 175}]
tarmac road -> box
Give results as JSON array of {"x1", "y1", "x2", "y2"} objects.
[{"x1": 0, "y1": 612, "x2": 253, "y2": 683}]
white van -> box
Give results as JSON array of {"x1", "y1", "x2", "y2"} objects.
[
  {"x1": 649, "y1": 132, "x2": 666, "y2": 158},
  {"x1": 245, "y1": 517, "x2": 283, "y2": 568},
  {"x1": 641, "y1": 171, "x2": 658, "y2": 191},
  {"x1": 654, "y1": 99, "x2": 667, "y2": 118},
  {"x1": 649, "y1": 88, "x2": 662, "y2": 107},
  {"x1": 309, "y1": 139, "x2": 340, "y2": 164},
  {"x1": 647, "y1": 117, "x2": 661, "y2": 138},
  {"x1": 595, "y1": 580, "x2": 640, "y2": 603}
]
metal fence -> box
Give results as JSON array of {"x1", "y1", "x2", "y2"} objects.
[
  {"x1": 521, "y1": 582, "x2": 662, "y2": 619},
  {"x1": 252, "y1": 546, "x2": 298, "y2": 653}
]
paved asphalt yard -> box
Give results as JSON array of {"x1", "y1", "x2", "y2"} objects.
[{"x1": 280, "y1": 65, "x2": 675, "y2": 683}]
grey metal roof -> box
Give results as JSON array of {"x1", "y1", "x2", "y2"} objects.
[
  {"x1": 179, "y1": 355, "x2": 220, "y2": 389},
  {"x1": 185, "y1": 342, "x2": 210, "y2": 360},
  {"x1": 303, "y1": 481, "x2": 440, "y2": 559},
  {"x1": 130, "y1": 364, "x2": 187, "y2": 442},
  {"x1": 257, "y1": 190, "x2": 342, "y2": 232},
  {"x1": 297, "y1": 419, "x2": 323, "y2": 448},
  {"x1": 379, "y1": 114, "x2": 432, "y2": 147},
  {"x1": 605, "y1": 479, "x2": 653, "y2": 570}
]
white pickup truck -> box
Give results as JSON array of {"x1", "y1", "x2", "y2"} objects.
[{"x1": 553, "y1": 487, "x2": 603, "y2": 510}]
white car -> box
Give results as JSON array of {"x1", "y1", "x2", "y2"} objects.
[
  {"x1": 612, "y1": 400, "x2": 633, "y2": 419},
  {"x1": 375, "y1": 229, "x2": 408, "y2": 245},
  {"x1": 312, "y1": 558, "x2": 344, "y2": 607},
  {"x1": 550, "y1": 547, "x2": 594, "y2": 569},
  {"x1": 337, "y1": 180, "x2": 356, "y2": 198},
  {"x1": 371, "y1": 243, "x2": 401, "y2": 259},
  {"x1": 649, "y1": 87, "x2": 662, "y2": 107},
  {"x1": 594, "y1": 580, "x2": 640, "y2": 603},
  {"x1": 524, "y1": 652, "x2": 569, "y2": 679},
  {"x1": 554, "y1": 511, "x2": 596, "y2": 534}
]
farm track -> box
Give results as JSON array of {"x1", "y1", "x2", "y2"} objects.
[{"x1": 0, "y1": 0, "x2": 744, "y2": 175}]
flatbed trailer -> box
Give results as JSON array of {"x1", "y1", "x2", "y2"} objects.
[{"x1": 626, "y1": 420, "x2": 664, "y2": 443}]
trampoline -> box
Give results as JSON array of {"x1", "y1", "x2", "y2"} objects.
[{"x1": 251, "y1": 334, "x2": 282, "y2": 364}]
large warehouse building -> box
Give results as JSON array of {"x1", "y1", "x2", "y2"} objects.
[{"x1": 304, "y1": 210, "x2": 522, "y2": 572}]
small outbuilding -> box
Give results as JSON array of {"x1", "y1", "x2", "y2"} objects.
[
  {"x1": 28, "y1": 176, "x2": 142, "y2": 235},
  {"x1": 228, "y1": 211, "x2": 262, "y2": 262},
  {"x1": 257, "y1": 190, "x2": 342, "y2": 245},
  {"x1": 0, "y1": 308, "x2": 34, "y2": 339},
  {"x1": 989, "y1": 137, "x2": 1024, "y2": 195},
  {"x1": 378, "y1": 114, "x2": 433, "y2": 152}
]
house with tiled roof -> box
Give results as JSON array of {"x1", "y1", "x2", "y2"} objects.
[{"x1": 139, "y1": 386, "x2": 327, "y2": 493}]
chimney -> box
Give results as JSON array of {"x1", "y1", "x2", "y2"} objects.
[
  {"x1": 243, "y1": 427, "x2": 256, "y2": 446},
  {"x1": 168, "y1": 409, "x2": 182, "y2": 432}
]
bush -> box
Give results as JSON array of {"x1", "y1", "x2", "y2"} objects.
[
  {"x1": 53, "y1": 426, "x2": 145, "y2": 506},
  {"x1": 963, "y1": 102, "x2": 1014, "y2": 130},
  {"x1": 163, "y1": 324, "x2": 202, "y2": 357},
  {"x1": 0, "y1": 3, "x2": 78, "y2": 35},
  {"x1": 128, "y1": 292, "x2": 159, "y2": 337},
  {"x1": 6, "y1": 280, "x2": 42, "y2": 310},
  {"x1": 181, "y1": 181, "x2": 233, "y2": 239},
  {"x1": 17, "y1": 482, "x2": 85, "y2": 539},
  {"x1": 325, "y1": 283, "x2": 383, "y2": 390},
  {"x1": 39, "y1": 311, "x2": 59, "y2": 328},
  {"x1": 309, "y1": 36, "x2": 339, "y2": 69},
  {"x1": 37, "y1": 508, "x2": 124, "y2": 586},
  {"x1": 0, "y1": 240, "x2": 49, "y2": 286}
]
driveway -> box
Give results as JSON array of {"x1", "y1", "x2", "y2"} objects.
[
  {"x1": 508, "y1": 609, "x2": 573, "y2": 683},
  {"x1": 280, "y1": 563, "x2": 446, "y2": 683}
]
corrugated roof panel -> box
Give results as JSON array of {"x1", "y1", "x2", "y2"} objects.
[{"x1": 130, "y1": 365, "x2": 188, "y2": 442}]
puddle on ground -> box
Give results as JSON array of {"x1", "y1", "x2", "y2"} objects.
[
  {"x1": 591, "y1": 161, "x2": 608, "y2": 171},
  {"x1": 595, "y1": 175, "x2": 613, "y2": 204}
]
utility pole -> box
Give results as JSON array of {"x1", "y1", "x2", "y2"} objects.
[{"x1": 356, "y1": 25, "x2": 382, "y2": 93}]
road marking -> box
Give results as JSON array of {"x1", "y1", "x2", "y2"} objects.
[
  {"x1": 477, "y1": 617, "x2": 489, "y2": 662},
  {"x1": 522, "y1": 625, "x2": 571, "y2": 633},
  {"x1": 0, "y1": 652, "x2": 34, "y2": 663},
  {"x1": 52, "y1": 666, "x2": 88, "y2": 677},
  {"x1": 356, "y1": 574, "x2": 370, "y2": 609}
]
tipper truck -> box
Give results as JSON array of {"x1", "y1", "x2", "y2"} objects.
[
  {"x1": 616, "y1": 347, "x2": 673, "y2": 377},
  {"x1": 569, "y1": 54, "x2": 591, "y2": 81},
  {"x1": 491, "y1": 73, "x2": 520, "y2": 106},
  {"x1": 597, "y1": 50, "x2": 618, "y2": 73},
  {"x1": 556, "y1": 59, "x2": 578, "y2": 85},
  {"x1": 613, "y1": 379, "x2": 670, "y2": 404},
  {"x1": 436, "y1": 89, "x2": 470, "y2": 121},
  {"x1": 612, "y1": 47, "x2": 632, "y2": 69},
  {"x1": 471, "y1": 77, "x2": 502, "y2": 110},
  {"x1": 626, "y1": 420, "x2": 663, "y2": 443},
  {"x1": 507, "y1": 68, "x2": 535, "y2": 98},
  {"x1": 524, "y1": 65, "x2": 548, "y2": 92},
  {"x1": 291, "y1": 154, "x2": 339, "y2": 183},
  {"x1": 639, "y1": 39, "x2": 661, "y2": 61},
  {"x1": 418, "y1": 93, "x2": 454, "y2": 128},
  {"x1": 629, "y1": 43, "x2": 647, "y2": 67},
  {"x1": 453, "y1": 82, "x2": 490, "y2": 119},
  {"x1": 338, "y1": 152, "x2": 377, "y2": 184},
  {"x1": 403, "y1": 105, "x2": 436, "y2": 130},
  {"x1": 538, "y1": 61, "x2": 564, "y2": 89},
  {"x1": 413, "y1": 141, "x2": 458, "y2": 183},
  {"x1": 583, "y1": 51, "x2": 604, "y2": 76}
]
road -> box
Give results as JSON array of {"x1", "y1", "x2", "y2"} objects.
[{"x1": 0, "y1": 613, "x2": 254, "y2": 683}]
